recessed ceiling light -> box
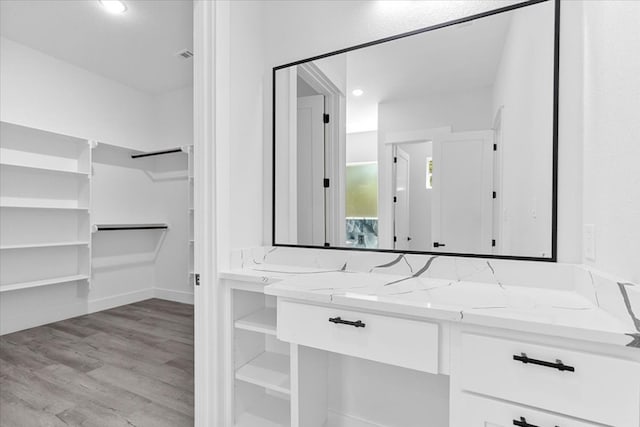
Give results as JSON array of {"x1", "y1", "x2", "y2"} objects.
[
  {"x1": 352, "y1": 89, "x2": 364, "y2": 97},
  {"x1": 99, "y1": 0, "x2": 127, "y2": 14}
]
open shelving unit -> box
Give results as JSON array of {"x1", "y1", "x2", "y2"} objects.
[
  {"x1": 0, "y1": 121, "x2": 92, "y2": 294},
  {"x1": 231, "y1": 287, "x2": 291, "y2": 426}
]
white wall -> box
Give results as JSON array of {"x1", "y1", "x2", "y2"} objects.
[
  {"x1": 379, "y1": 87, "x2": 494, "y2": 135},
  {"x1": 0, "y1": 38, "x2": 193, "y2": 333},
  {"x1": 90, "y1": 146, "x2": 162, "y2": 313},
  {"x1": 155, "y1": 86, "x2": 194, "y2": 149},
  {"x1": 582, "y1": 0, "x2": 640, "y2": 283},
  {"x1": 346, "y1": 131, "x2": 377, "y2": 164},
  {"x1": 229, "y1": 1, "x2": 265, "y2": 250},
  {"x1": 153, "y1": 86, "x2": 194, "y2": 303},
  {"x1": 491, "y1": 1, "x2": 555, "y2": 258},
  {"x1": 0, "y1": 37, "x2": 158, "y2": 152}
]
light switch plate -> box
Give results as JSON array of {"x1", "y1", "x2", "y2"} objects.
[{"x1": 584, "y1": 224, "x2": 596, "y2": 260}]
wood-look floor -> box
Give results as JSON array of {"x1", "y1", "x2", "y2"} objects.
[{"x1": 0, "y1": 299, "x2": 194, "y2": 427}]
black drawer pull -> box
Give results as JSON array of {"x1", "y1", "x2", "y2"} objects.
[
  {"x1": 328, "y1": 317, "x2": 365, "y2": 328},
  {"x1": 513, "y1": 417, "x2": 559, "y2": 427},
  {"x1": 513, "y1": 353, "x2": 575, "y2": 372}
]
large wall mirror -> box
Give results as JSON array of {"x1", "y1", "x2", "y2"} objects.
[{"x1": 273, "y1": 0, "x2": 559, "y2": 261}]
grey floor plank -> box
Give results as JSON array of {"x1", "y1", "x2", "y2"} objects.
[
  {"x1": 0, "y1": 299, "x2": 194, "y2": 426},
  {"x1": 0, "y1": 363, "x2": 78, "y2": 416},
  {"x1": 165, "y1": 357, "x2": 194, "y2": 376},
  {"x1": 88, "y1": 364, "x2": 194, "y2": 417},
  {"x1": 0, "y1": 395, "x2": 69, "y2": 427},
  {"x1": 127, "y1": 402, "x2": 194, "y2": 427}
]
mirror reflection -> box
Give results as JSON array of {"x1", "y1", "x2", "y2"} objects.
[{"x1": 274, "y1": 0, "x2": 556, "y2": 258}]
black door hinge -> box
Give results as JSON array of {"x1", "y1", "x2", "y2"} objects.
[
  {"x1": 323, "y1": 178, "x2": 330, "y2": 188},
  {"x1": 393, "y1": 236, "x2": 397, "y2": 242},
  {"x1": 492, "y1": 191, "x2": 497, "y2": 199},
  {"x1": 393, "y1": 196, "x2": 397, "y2": 203},
  {"x1": 323, "y1": 114, "x2": 330, "y2": 124},
  {"x1": 324, "y1": 242, "x2": 330, "y2": 247},
  {"x1": 493, "y1": 143, "x2": 497, "y2": 151},
  {"x1": 393, "y1": 156, "x2": 397, "y2": 163},
  {"x1": 492, "y1": 239, "x2": 496, "y2": 247},
  {"x1": 194, "y1": 273, "x2": 200, "y2": 286}
]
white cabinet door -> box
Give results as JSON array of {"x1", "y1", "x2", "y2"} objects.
[
  {"x1": 459, "y1": 333, "x2": 640, "y2": 426},
  {"x1": 458, "y1": 393, "x2": 600, "y2": 427}
]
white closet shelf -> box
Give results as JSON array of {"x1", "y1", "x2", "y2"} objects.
[
  {"x1": 0, "y1": 161, "x2": 89, "y2": 176},
  {"x1": 235, "y1": 308, "x2": 277, "y2": 336},
  {"x1": 0, "y1": 241, "x2": 89, "y2": 250},
  {"x1": 235, "y1": 351, "x2": 290, "y2": 395},
  {"x1": 0, "y1": 274, "x2": 89, "y2": 293},
  {"x1": 235, "y1": 394, "x2": 290, "y2": 427},
  {"x1": 0, "y1": 203, "x2": 89, "y2": 211}
]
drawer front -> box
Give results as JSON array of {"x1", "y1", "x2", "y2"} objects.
[
  {"x1": 277, "y1": 300, "x2": 439, "y2": 373},
  {"x1": 460, "y1": 333, "x2": 640, "y2": 426},
  {"x1": 457, "y1": 393, "x2": 599, "y2": 427}
]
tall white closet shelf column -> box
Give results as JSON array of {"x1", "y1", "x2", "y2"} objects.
[{"x1": 0, "y1": 121, "x2": 92, "y2": 293}]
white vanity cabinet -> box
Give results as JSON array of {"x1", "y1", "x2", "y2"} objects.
[
  {"x1": 450, "y1": 326, "x2": 640, "y2": 427},
  {"x1": 224, "y1": 275, "x2": 640, "y2": 427},
  {"x1": 455, "y1": 333, "x2": 640, "y2": 426}
]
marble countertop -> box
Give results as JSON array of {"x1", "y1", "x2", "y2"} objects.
[{"x1": 220, "y1": 247, "x2": 640, "y2": 349}]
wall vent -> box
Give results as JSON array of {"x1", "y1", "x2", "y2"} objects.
[{"x1": 176, "y1": 49, "x2": 194, "y2": 60}]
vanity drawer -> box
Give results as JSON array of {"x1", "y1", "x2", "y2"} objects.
[
  {"x1": 460, "y1": 333, "x2": 640, "y2": 426},
  {"x1": 277, "y1": 300, "x2": 439, "y2": 373},
  {"x1": 458, "y1": 393, "x2": 599, "y2": 427}
]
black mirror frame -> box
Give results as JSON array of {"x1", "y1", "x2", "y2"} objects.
[{"x1": 271, "y1": 0, "x2": 560, "y2": 263}]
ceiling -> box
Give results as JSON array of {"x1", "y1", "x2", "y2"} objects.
[
  {"x1": 339, "y1": 10, "x2": 512, "y2": 133},
  {"x1": 0, "y1": 0, "x2": 193, "y2": 95}
]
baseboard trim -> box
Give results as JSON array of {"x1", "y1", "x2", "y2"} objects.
[
  {"x1": 0, "y1": 301, "x2": 87, "y2": 335},
  {"x1": 154, "y1": 288, "x2": 194, "y2": 305},
  {"x1": 326, "y1": 410, "x2": 385, "y2": 427},
  {"x1": 88, "y1": 288, "x2": 155, "y2": 313},
  {"x1": 1, "y1": 287, "x2": 192, "y2": 335}
]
